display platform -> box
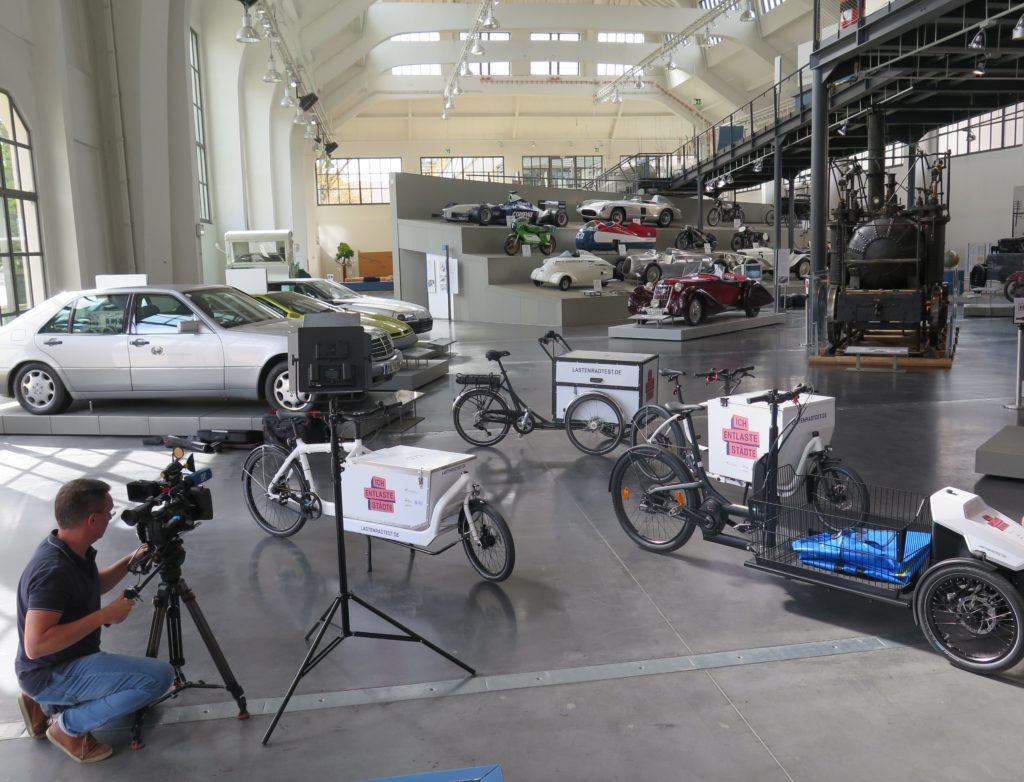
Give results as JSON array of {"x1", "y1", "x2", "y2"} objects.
[
  {"x1": 975, "y1": 425, "x2": 1024, "y2": 479},
  {"x1": 377, "y1": 359, "x2": 449, "y2": 391},
  {"x1": 0, "y1": 390, "x2": 423, "y2": 438},
  {"x1": 607, "y1": 311, "x2": 787, "y2": 342}
]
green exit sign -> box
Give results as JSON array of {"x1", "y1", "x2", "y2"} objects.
[{"x1": 694, "y1": 98, "x2": 702, "y2": 106}]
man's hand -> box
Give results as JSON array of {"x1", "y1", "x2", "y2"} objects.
[
  {"x1": 101, "y1": 594, "x2": 135, "y2": 625},
  {"x1": 127, "y1": 545, "x2": 149, "y2": 569}
]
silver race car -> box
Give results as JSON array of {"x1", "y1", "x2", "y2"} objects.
[{"x1": 575, "y1": 194, "x2": 682, "y2": 227}]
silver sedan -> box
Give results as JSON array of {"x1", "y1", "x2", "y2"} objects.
[{"x1": 0, "y1": 284, "x2": 401, "y2": 415}]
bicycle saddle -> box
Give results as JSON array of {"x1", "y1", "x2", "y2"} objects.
[
  {"x1": 659, "y1": 369, "x2": 684, "y2": 380},
  {"x1": 486, "y1": 350, "x2": 511, "y2": 361},
  {"x1": 665, "y1": 402, "x2": 705, "y2": 415}
]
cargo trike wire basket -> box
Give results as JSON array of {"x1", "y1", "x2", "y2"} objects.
[{"x1": 750, "y1": 474, "x2": 934, "y2": 601}]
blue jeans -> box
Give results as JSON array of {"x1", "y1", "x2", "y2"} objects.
[{"x1": 31, "y1": 653, "x2": 174, "y2": 736}]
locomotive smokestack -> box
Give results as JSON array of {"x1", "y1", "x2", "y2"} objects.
[{"x1": 867, "y1": 111, "x2": 885, "y2": 210}]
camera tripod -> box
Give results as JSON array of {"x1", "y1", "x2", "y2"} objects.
[
  {"x1": 130, "y1": 539, "x2": 249, "y2": 748},
  {"x1": 261, "y1": 397, "x2": 475, "y2": 746}
]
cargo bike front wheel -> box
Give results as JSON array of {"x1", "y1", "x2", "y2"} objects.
[{"x1": 460, "y1": 499, "x2": 515, "y2": 582}]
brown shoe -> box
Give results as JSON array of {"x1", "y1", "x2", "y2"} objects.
[
  {"x1": 16, "y1": 692, "x2": 48, "y2": 739},
  {"x1": 45, "y1": 722, "x2": 113, "y2": 764}
]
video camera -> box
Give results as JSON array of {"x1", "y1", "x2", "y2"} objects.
[{"x1": 122, "y1": 447, "x2": 214, "y2": 552}]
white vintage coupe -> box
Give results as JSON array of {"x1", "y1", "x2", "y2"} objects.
[{"x1": 530, "y1": 251, "x2": 617, "y2": 291}]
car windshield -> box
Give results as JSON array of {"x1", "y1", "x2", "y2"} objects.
[
  {"x1": 305, "y1": 279, "x2": 358, "y2": 300},
  {"x1": 676, "y1": 261, "x2": 713, "y2": 276},
  {"x1": 269, "y1": 292, "x2": 337, "y2": 315},
  {"x1": 186, "y1": 289, "x2": 277, "y2": 328}
]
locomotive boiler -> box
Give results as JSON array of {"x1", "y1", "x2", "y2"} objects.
[{"x1": 826, "y1": 112, "x2": 951, "y2": 356}]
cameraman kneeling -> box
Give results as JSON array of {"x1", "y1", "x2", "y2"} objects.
[{"x1": 14, "y1": 478, "x2": 174, "y2": 763}]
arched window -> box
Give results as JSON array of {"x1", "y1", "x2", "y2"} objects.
[{"x1": 0, "y1": 90, "x2": 45, "y2": 325}]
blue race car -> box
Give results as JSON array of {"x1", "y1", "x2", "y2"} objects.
[{"x1": 441, "y1": 191, "x2": 569, "y2": 227}]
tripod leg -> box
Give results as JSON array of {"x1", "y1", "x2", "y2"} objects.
[
  {"x1": 177, "y1": 580, "x2": 248, "y2": 719},
  {"x1": 132, "y1": 584, "x2": 169, "y2": 750},
  {"x1": 262, "y1": 595, "x2": 345, "y2": 746}
]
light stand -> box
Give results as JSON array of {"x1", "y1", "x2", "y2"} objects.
[{"x1": 261, "y1": 396, "x2": 474, "y2": 745}]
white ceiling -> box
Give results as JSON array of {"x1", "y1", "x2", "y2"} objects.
[{"x1": 269, "y1": 0, "x2": 833, "y2": 145}]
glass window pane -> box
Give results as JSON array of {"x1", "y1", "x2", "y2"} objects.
[
  {"x1": 22, "y1": 200, "x2": 40, "y2": 252},
  {"x1": 0, "y1": 200, "x2": 8, "y2": 254},
  {"x1": 6, "y1": 198, "x2": 23, "y2": 252},
  {"x1": 12, "y1": 104, "x2": 28, "y2": 145},
  {"x1": 10, "y1": 256, "x2": 29, "y2": 314},
  {"x1": 0, "y1": 257, "x2": 13, "y2": 316},
  {"x1": 1, "y1": 142, "x2": 14, "y2": 190},
  {"x1": 28, "y1": 255, "x2": 44, "y2": 305},
  {"x1": 16, "y1": 146, "x2": 34, "y2": 192},
  {"x1": 0, "y1": 93, "x2": 10, "y2": 141}
]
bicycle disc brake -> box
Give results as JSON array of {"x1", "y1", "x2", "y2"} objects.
[
  {"x1": 300, "y1": 492, "x2": 323, "y2": 520},
  {"x1": 513, "y1": 411, "x2": 536, "y2": 435}
]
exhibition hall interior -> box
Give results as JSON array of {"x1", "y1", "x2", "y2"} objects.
[{"x1": 2, "y1": 0, "x2": 1024, "y2": 778}]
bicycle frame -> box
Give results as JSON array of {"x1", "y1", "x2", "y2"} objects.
[{"x1": 262, "y1": 437, "x2": 487, "y2": 550}]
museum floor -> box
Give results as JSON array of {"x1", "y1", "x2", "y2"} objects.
[{"x1": 1, "y1": 313, "x2": 1022, "y2": 781}]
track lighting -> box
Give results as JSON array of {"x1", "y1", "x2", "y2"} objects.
[
  {"x1": 635, "y1": 73, "x2": 645, "y2": 89},
  {"x1": 445, "y1": 95, "x2": 454, "y2": 110},
  {"x1": 753, "y1": 159, "x2": 763, "y2": 173},
  {"x1": 725, "y1": 173, "x2": 734, "y2": 185},
  {"x1": 470, "y1": 37, "x2": 484, "y2": 56},
  {"x1": 279, "y1": 84, "x2": 296, "y2": 108},
  {"x1": 235, "y1": 1, "x2": 260, "y2": 44},
  {"x1": 262, "y1": 52, "x2": 282, "y2": 83},
  {"x1": 452, "y1": 80, "x2": 462, "y2": 96},
  {"x1": 972, "y1": 56, "x2": 986, "y2": 76},
  {"x1": 968, "y1": 24, "x2": 987, "y2": 50},
  {"x1": 460, "y1": 61, "x2": 470, "y2": 77},
  {"x1": 293, "y1": 107, "x2": 307, "y2": 125},
  {"x1": 965, "y1": 127, "x2": 976, "y2": 142},
  {"x1": 303, "y1": 118, "x2": 317, "y2": 140},
  {"x1": 718, "y1": 177, "x2": 727, "y2": 188},
  {"x1": 611, "y1": 89, "x2": 622, "y2": 103},
  {"x1": 680, "y1": 34, "x2": 692, "y2": 47},
  {"x1": 324, "y1": 141, "x2": 338, "y2": 156},
  {"x1": 298, "y1": 93, "x2": 319, "y2": 112},
  {"x1": 666, "y1": 53, "x2": 678, "y2": 70},
  {"x1": 740, "y1": 0, "x2": 756, "y2": 22},
  {"x1": 1014, "y1": 13, "x2": 1024, "y2": 41},
  {"x1": 838, "y1": 121, "x2": 848, "y2": 136},
  {"x1": 482, "y1": 6, "x2": 499, "y2": 30}
]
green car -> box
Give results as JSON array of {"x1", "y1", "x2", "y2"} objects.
[{"x1": 252, "y1": 291, "x2": 418, "y2": 350}]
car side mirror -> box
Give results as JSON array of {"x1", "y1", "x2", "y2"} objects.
[{"x1": 177, "y1": 319, "x2": 200, "y2": 334}]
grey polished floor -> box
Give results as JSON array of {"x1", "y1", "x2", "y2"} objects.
[{"x1": 1, "y1": 314, "x2": 1022, "y2": 781}]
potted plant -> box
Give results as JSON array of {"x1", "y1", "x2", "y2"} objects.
[{"x1": 335, "y1": 241, "x2": 355, "y2": 281}]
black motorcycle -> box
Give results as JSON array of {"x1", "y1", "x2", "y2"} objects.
[
  {"x1": 730, "y1": 225, "x2": 770, "y2": 251},
  {"x1": 706, "y1": 197, "x2": 745, "y2": 227},
  {"x1": 673, "y1": 225, "x2": 718, "y2": 251}
]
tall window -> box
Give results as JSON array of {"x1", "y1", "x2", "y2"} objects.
[
  {"x1": 315, "y1": 158, "x2": 402, "y2": 205},
  {"x1": 530, "y1": 61, "x2": 580, "y2": 76},
  {"x1": 466, "y1": 62, "x2": 511, "y2": 76},
  {"x1": 930, "y1": 103, "x2": 1024, "y2": 157},
  {"x1": 597, "y1": 32, "x2": 645, "y2": 43},
  {"x1": 761, "y1": 0, "x2": 786, "y2": 12},
  {"x1": 421, "y1": 156, "x2": 504, "y2": 182},
  {"x1": 0, "y1": 90, "x2": 45, "y2": 325},
  {"x1": 189, "y1": 30, "x2": 211, "y2": 223},
  {"x1": 597, "y1": 64, "x2": 629, "y2": 76},
  {"x1": 460, "y1": 32, "x2": 510, "y2": 41},
  {"x1": 522, "y1": 155, "x2": 602, "y2": 187}
]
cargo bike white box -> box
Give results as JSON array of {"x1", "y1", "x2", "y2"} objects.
[{"x1": 553, "y1": 350, "x2": 660, "y2": 423}]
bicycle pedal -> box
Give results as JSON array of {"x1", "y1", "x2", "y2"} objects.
[{"x1": 734, "y1": 524, "x2": 753, "y2": 534}]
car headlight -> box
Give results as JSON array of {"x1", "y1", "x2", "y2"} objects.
[
  {"x1": 673, "y1": 283, "x2": 683, "y2": 293},
  {"x1": 396, "y1": 313, "x2": 415, "y2": 321},
  {"x1": 644, "y1": 282, "x2": 654, "y2": 291}
]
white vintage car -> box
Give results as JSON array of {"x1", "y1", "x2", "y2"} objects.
[
  {"x1": 576, "y1": 194, "x2": 683, "y2": 227},
  {"x1": 530, "y1": 251, "x2": 617, "y2": 291}
]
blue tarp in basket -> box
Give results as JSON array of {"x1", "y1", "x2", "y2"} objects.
[{"x1": 791, "y1": 528, "x2": 931, "y2": 585}]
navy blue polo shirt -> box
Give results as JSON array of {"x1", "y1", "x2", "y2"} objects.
[{"x1": 15, "y1": 532, "x2": 102, "y2": 696}]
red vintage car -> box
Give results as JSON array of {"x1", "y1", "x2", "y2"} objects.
[{"x1": 627, "y1": 262, "x2": 774, "y2": 325}]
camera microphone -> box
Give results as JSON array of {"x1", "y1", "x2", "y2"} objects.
[{"x1": 184, "y1": 468, "x2": 213, "y2": 487}]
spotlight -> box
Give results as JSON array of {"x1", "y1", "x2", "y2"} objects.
[
  {"x1": 293, "y1": 107, "x2": 307, "y2": 125},
  {"x1": 611, "y1": 89, "x2": 622, "y2": 103},
  {"x1": 680, "y1": 34, "x2": 692, "y2": 47},
  {"x1": 968, "y1": 26, "x2": 986, "y2": 50},
  {"x1": 324, "y1": 141, "x2": 338, "y2": 156},
  {"x1": 279, "y1": 84, "x2": 297, "y2": 108},
  {"x1": 262, "y1": 52, "x2": 282, "y2": 83},
  {"x1": 452, "y1": 80, "x2": 463, "y2": 96},
  {"x1": 460, "y1": 61, "x2": 470, "y2": 77},
  {"x1": 1014, "y1": 13, "x2": 1024, "y2": 41},
  {"x1": 303, "y1": 118, "x2": 317, "y2": 140},
  {"x1": 482, "y1": 8, "x2": 500, "y2": 30},
  {"x1": 442, "y1": 107, "x2": 448, "y2": 120},
  {"x1": 298, "y1": 93, "x2": 319, "y2": 112},
  {"x1": 718, "y1": 177, "x2": 727, "y2": 188},
  {"x1": 235, "y1": 2, "x2": 260, "y2": 44},
  {"x1": 725, "y1": 173, "x2": 734, "y2": 185},
  {"x1": 972, "y1": 56, "x2": 986, "y2": 76},
  {"x1": 666, "y1": 54, "x2": 678, "y2": 70},
  {"x1": 740, "y1": 0, "x2": 756, "y2": 22},
  {"x1": 445, "y1": 95, "x2": 454, "y2": 110},
  {"x1": 753, "y1": 159, "x2": 763, "y2": 173},
  {"x1": 635, "y1": 73, "x2": 645, "y2": 89},
  {"x1": 470, "y1": 37, "x2": 484, "y2": 56},
  {"x1": 966, "y1": 127, "x2": 976, "y2": 142},
  {"x1": 838, "y1": 121, "x2": 848, "y2": 136}
]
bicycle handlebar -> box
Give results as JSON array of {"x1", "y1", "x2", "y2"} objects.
[
  {"x1": 698, "y1": 366, "x2": 756, "y2": 382},
  {"x1": 746, "y1": 383, "x2": 811, "y2": 405}
]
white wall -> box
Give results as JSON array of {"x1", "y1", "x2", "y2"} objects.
[{"x1": 945, "y1": 145, "x2": 1024, "y2": 265}]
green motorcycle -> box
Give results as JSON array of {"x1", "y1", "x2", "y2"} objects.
[{"x1": 504, "y1": 217, "x2": 556, "y2": 256}]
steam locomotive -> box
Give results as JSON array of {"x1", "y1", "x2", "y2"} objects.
[{"x1": 826, "y1": 113, "x2": 951, "y2": 356}]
